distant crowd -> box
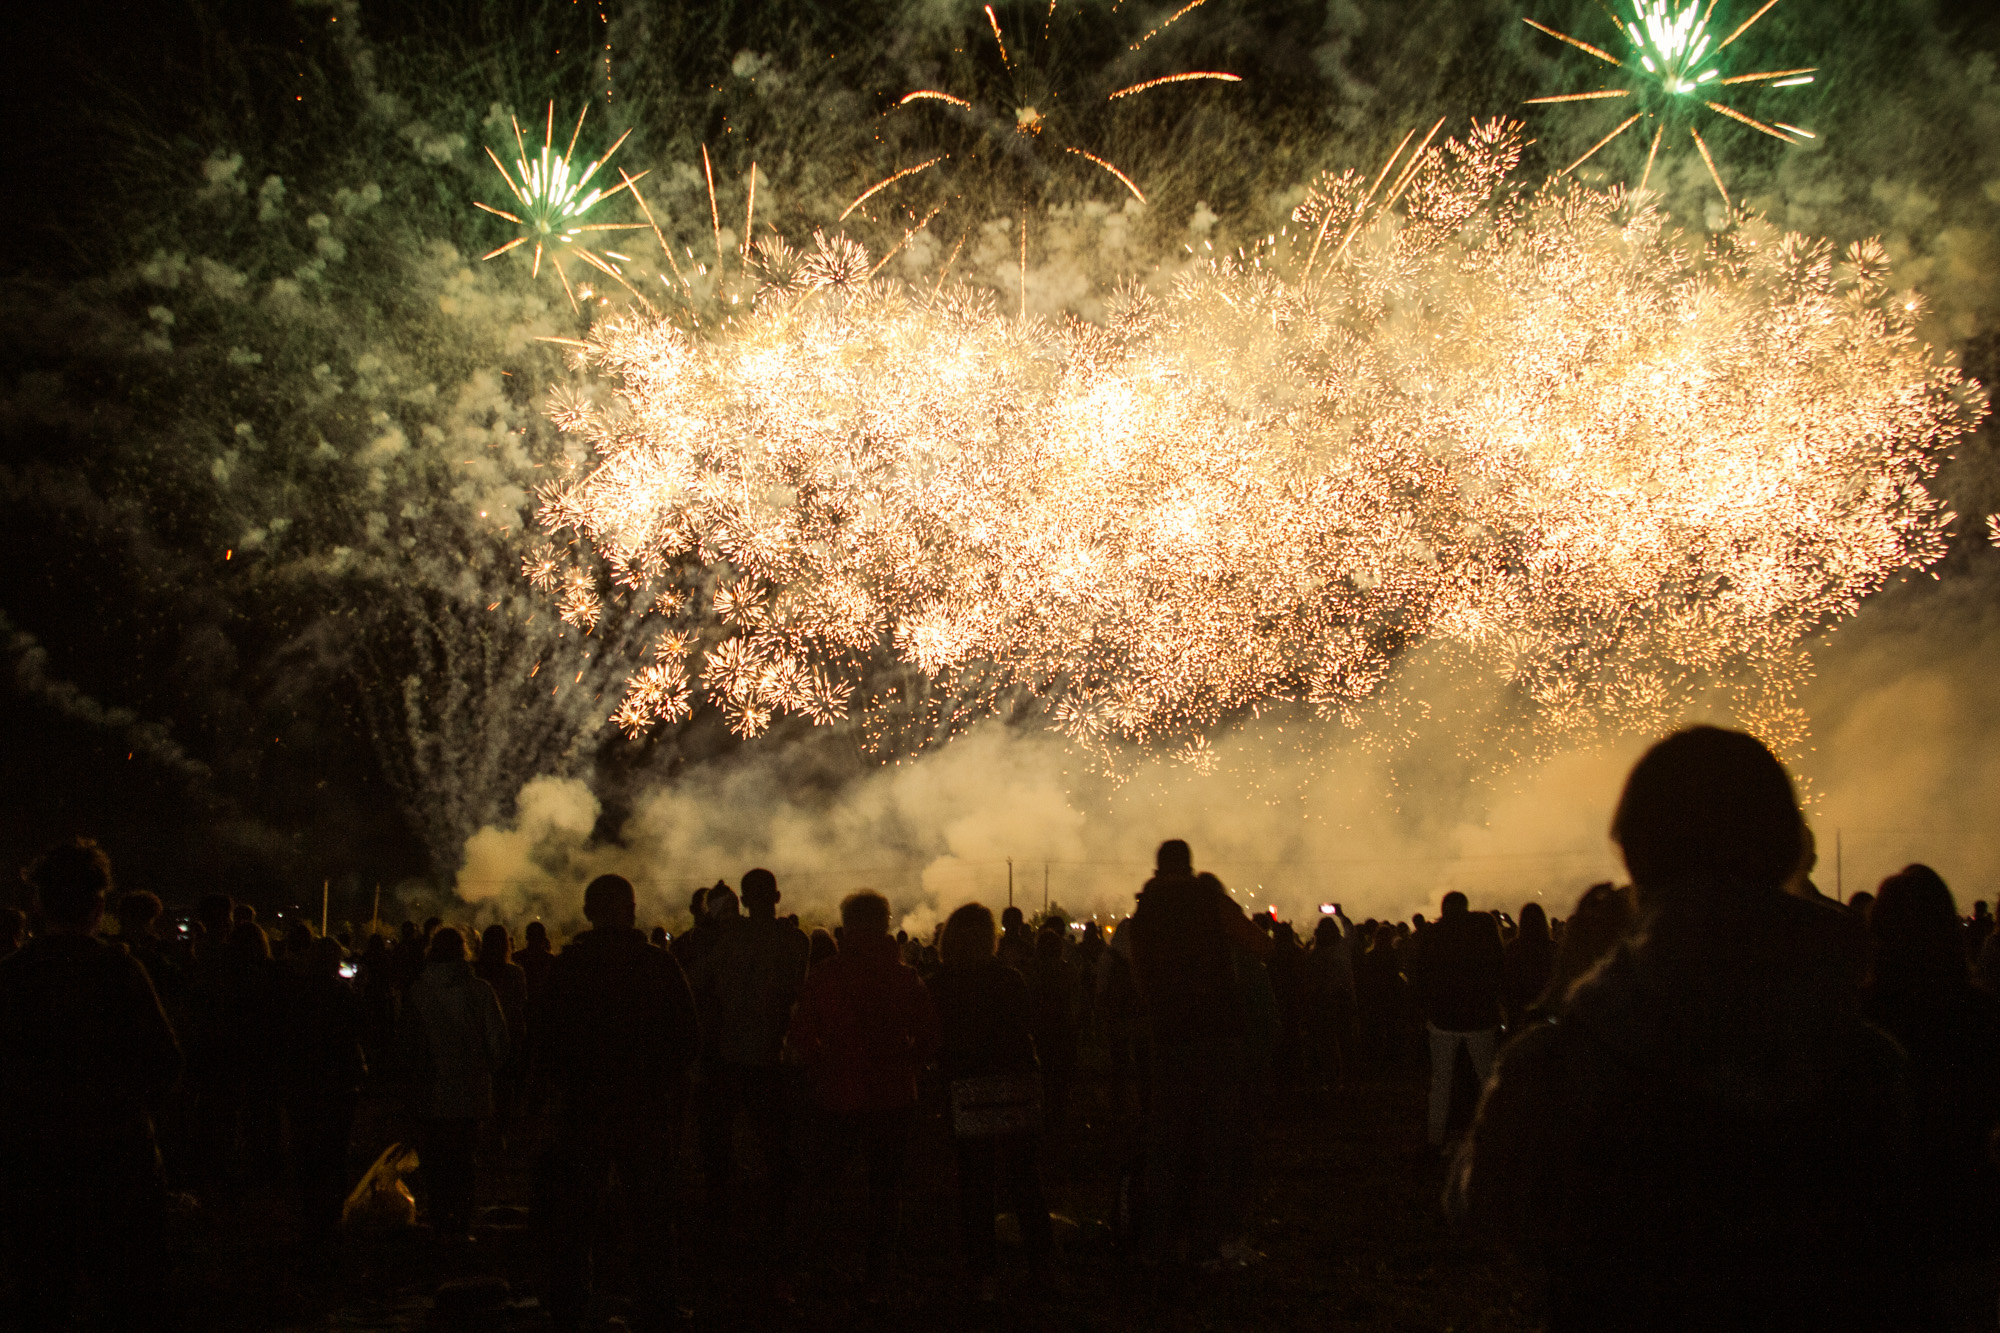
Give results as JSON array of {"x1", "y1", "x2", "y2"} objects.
[{"x1": 2, "y1": 724, "x2": 1997, "y2": 1330}]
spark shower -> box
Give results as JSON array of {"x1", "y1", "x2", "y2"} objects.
[{"x1": 514, "y1": 119, "x2": 1985, "y2": 764}]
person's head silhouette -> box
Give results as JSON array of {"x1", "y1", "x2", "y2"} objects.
[
  {"x1": 25, "y1": 838, "x2": 113, "y2": 933},
  {"x1": 1612, "y1": 726, "x2": 1802, "y2": 901},
  {"x1": 741, "y1": 868, "x2": 779, "y2": 916},
  {"x1": 585, "y1": 874, "x2": 638, "y2": 931},
  {"x1": 1870, "y1": 864, "x2": 1964, "y2": 989},
  {"x1": 839, "y1": 890, "x2": 891, "y2": 943},
  {"x1": 940, "y1": 902, "x2": 997, "y2": 970}
]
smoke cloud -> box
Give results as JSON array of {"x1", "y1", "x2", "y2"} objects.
[
  {"x1": 455, "y1": 550, "x2": 2000, "y2": 938},
  {"x1": 450, "y1": 703, "x2": 1638, "y2": 937},
  {"x1": 1793, "y1": 564, "x2": 2000, "y2": 908},
  {"x1": 1, "y1": 608, "x2": 213, "y2": 786}
]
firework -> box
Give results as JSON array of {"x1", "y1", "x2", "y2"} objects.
[
  {"x1": 475, "y1": 103, "x2": 651, "y2": 311},
  {"x1": 1522, "y1": 0, "x2": 1817, "y2": 199},
  {"x1": 527, "y1": 120, "x2": 1984, "y2": 761},
  {"x1": 846, "y1": 0, "x2": 1243, "y2": 220}
]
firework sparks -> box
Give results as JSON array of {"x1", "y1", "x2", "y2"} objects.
[
  {"x1": 1522, "y1": 0, "x2": 1818, "y2": 198},
  {"x1": 474, "y1": 103, "x2": 650, "y2": 310},
  {"x1": 856, "y1": 0, "x2": 1242, "y2": 219},
  {"x1": 899, "y1": 90, "x2": 973, "y2": 109},
  {"x1": 527, "y1": 121, "x2": 1983, "y2": 757},
  {"x1": 1065, "y1": 147, "x2": 1146, "y2": 203},
  {"x1": 1107, "y1": 71, "x2": 1244, "y2": 100},
  {"x1": 841, "y1": 157, "x2": 948, "y2": 222},
  {"x1": 1130, "y1": 0, "x2": 1214, "y2": 50}
]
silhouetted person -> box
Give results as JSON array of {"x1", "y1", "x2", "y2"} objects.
[
  {"x1": 184, "y1": 889, "x2": 236, "y2": 1145},
  {"x1": 1026, "y1": 926, "x2": 1079, "y2": 1133},
  {"x1": 112, "y1": 889, "x2": 185, "y2": 1004},
  {"x1": 788, "y1": 890, "x2": 939, "y2": 1298},
  {"x1": 193, "y1": 893, "x2": 234, "y2": 968},
  {"x1": 1410, "y1": 892, "x2": 1504, "y2": 1148},
  {"x1": 688, "y1": 868, "x2": 808, "y2": 1267},
  {"x1": 1128, "y1": 840, "x2": 1271, "y2": 1265},
  {"x1": 1221, "y1": 881, "x2": 1281, "y2": 1268},
  {"x1": 393, "y1": 919, "x2": 425, "y2": 992},
  {"x1": 1502, "y1": 902, "x2": 1554, "y2": 1029},
  {"x1": 518, "y1": 920, "x2": 556, "y2": 1001},
  {"x1": 219, "y1": 920, "x2": 287, "y2": 1182},
  {"x1": 401, "y1": 926, "x2": 509, "y2": 1239},
  {"x1": 1785, "y1": 824, "x2": 1869, "y2": 992},
  {"x1": 1354, "y1": 921, "x2": 1402, "y2": 1068},
  {"x1": 928, "y1": 903, "x2": 1052, "y2": 1300},
  {"x1": 284, "y1": 935, "x2": 366, "y2": 1244},
  {"x1": 1, "y1": 839, "x2": 181, "y2": 1331},
  {"x1": 1519, "y1": 883, "x2": 1633, "y2": 1028},
  {"x1": 1978, "y1": 927, "x2": 2000, "y2": 997},
  {"x1": 356, "y1": 932, "x2": 400, "y2": 1070},
  {"x1": 1450, "y1": 726, "x2": 1913, "y2": 1330},
  {"x1": 475, "y1": 924, "x2": 529, "y2": 1030},
  {"x1": 474, "y1": 923, "x2": 529, "y2": 1126},
  {"x1": 1967, "y1": 899, "x2": 1994, "y2": 965},
  {"x1": 996, "y1": 905, "x2": 1033, "y2": 971},
  {"x1": 1863, "y1": 865, "x2": 2000, "y2": 1323},
  {"x1": 538, "y1": 874, "x2": 697, "y2": 1331},
  {"x1": 1095, "y1": 918, "x2": 1146, "y2": 1119},
  {"x1": 672, "y1": 884, "x2": 729, "y2": 975},
  {"x1": 1077, "y1": 919, "x2": 1106, "y2": 972},
  {"x1": 806, "y1": 926, "x2": 837, "y2": 971},
  {"x1": 1264, "y1": 920, "x2": 1307, "y2": 1092},
  {"x1": 703, "y1": 882, "x2": 741, "y2": 935},
  {"x1": 1306, "y1": 910, "x2": 1356, "y2": 1089},
  {"x1": 280, "y1": 920, "x2": 316, "y2": 967}
]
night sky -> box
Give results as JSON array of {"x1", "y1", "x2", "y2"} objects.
[{"x1": 4, "y1": 0, "x2": 1996, "y2": 922}]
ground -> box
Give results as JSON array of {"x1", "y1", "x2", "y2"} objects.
[{"x1": 140, "y1": 1059, "x2": 1540, "y2": 1333}]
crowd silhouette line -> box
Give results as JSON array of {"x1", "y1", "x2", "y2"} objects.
[{"x1": 1, "y1": 725, "x2": 1996, "y2": 1330}]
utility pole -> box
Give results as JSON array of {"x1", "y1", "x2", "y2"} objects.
[
  {"x1": 1044, "y1": 862, "x2": 1049, "y2": 914},
  {"x1": 1835, "y1": 829, "x2": 1843, "y2": 903},
  {"x1": 1007, "y1": 858, "x2": 1013, "y2": 910},
  {"x1": 321, "y1": 879, "x2": 330, "y2": 936}
]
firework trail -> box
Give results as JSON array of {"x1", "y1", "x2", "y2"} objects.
[
  {"x1": 848, "y1": 0, "x2": 1242, "y2": 220},
  {"x1": 526, "y1": 121, "x2": 1985, "y2": 761}
]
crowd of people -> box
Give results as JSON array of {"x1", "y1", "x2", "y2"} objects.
[{"x1": 1, "y1": 724, "x2": 1997, "y2": 1330}]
